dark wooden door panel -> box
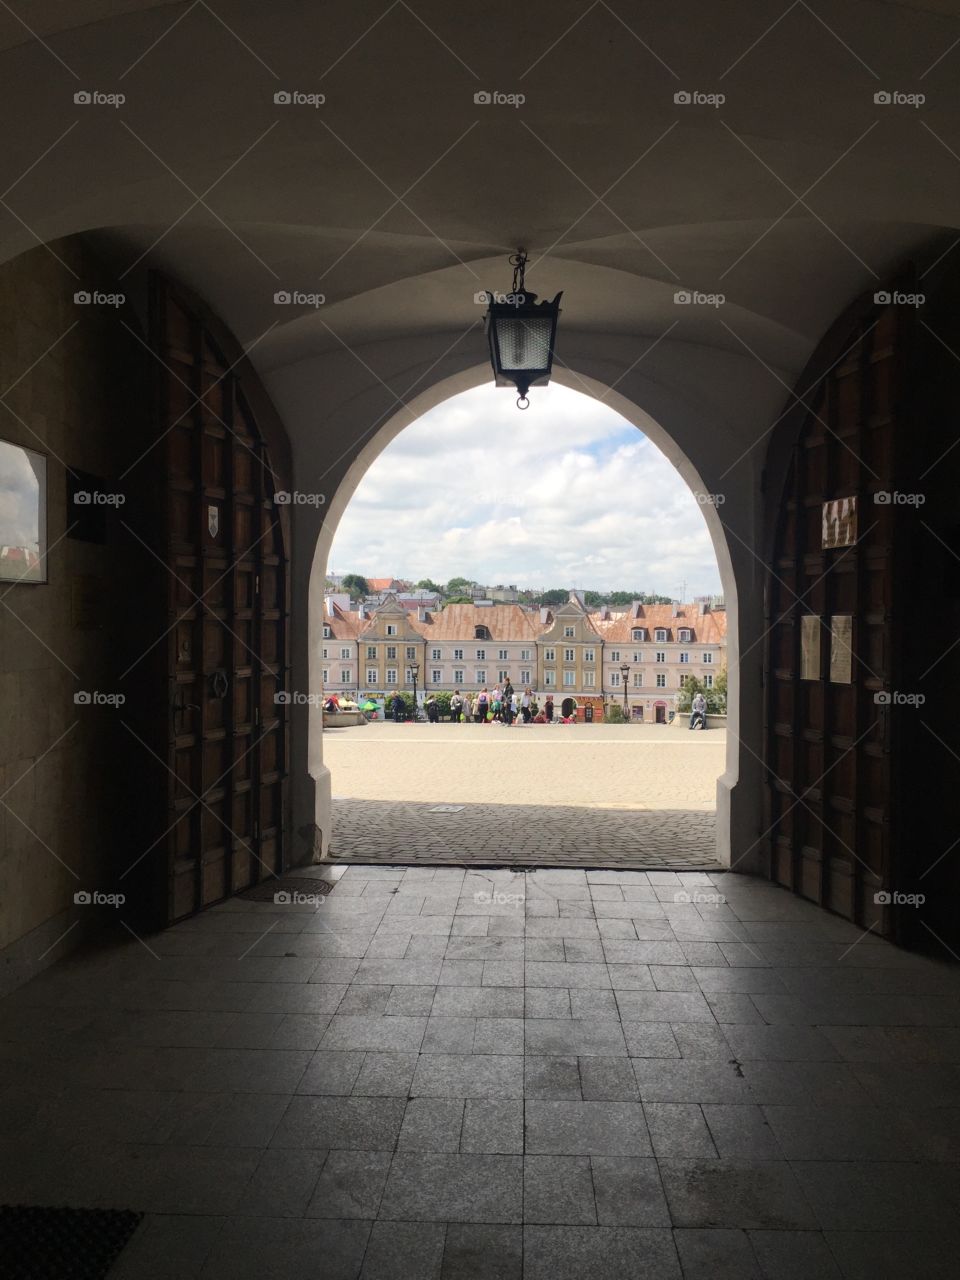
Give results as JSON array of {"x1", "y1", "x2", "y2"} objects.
[{"x1": 151, "y1": 275, "x2": 290, "y2": 923}]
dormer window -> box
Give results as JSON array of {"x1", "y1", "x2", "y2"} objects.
[
  {"x1": 631, "y1": 628, "x2": 646, "y2": 641},
  {"x1": 386, "y1": 624, "x2": 397, "y2": 636},
  {"x1": 655, "y1": 629, "x2": 667, "y2": 642},
  {"x1": 678, "y1": 629, "x2": 692, "y2": 643},
  {"x1": 323, "y1": 626, "x2": 331, "y2": 639},
  {"x1": 475, "y1": 625, "x2": 491, "y2": 641}
]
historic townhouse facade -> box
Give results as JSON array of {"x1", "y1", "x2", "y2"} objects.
[
  {"x1": 321, "y1": 591, "x2": 727, "y2": 713},
  {"x1": 535, "y1": 592, "x2": 603, "y2": 698},
  {"x1": 411, "y1": 602, "x2": 540, "y2": 693},
  {"x1": 592, "y1": 601, "x2": 727, "y2": 721}
]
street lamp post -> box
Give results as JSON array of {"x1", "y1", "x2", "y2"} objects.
[
  {"x1": 411, "y1": 661, "x2": 420, "y2": 722},
  {"x1": 620, "y1": 662, "x2": 630, "y2": 721}
]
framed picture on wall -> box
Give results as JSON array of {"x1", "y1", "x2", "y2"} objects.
[{"x1": 0, "y1": 438, "x2": 47, "y2": 583}]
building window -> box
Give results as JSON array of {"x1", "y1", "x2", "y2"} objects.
[
  {"x1": 583, "y1": 672, "x2": 595, "y2": 687},
  {"x1": 476, "y1": 648, "x2": 486, "y2": 660},
  {"x1": 453, "y1": 669, "x2": 464, "y2": 684},
  {"x1": 406, "y1": 646, "x2": 417, "y2": 660},
  {"x1": 386, "y1": 669, "x2": 397, "y2": 685},
  {"x1": 476, "y1": 670, "x2": 486, "y2": 683},
  {"x1": 656, "y1": 651, "x2": 665, "y2": 663},
  {"x1": 703, "y1": 652, "x2": 714, "y2": 664},
  {"x1": 679, "y1": 629, "x2": 692, "y2": 642},
  {"x1": 679, "y1": 674, "x2": 688, "y2": 687},
  {"x1": 521, "y1": 649, "x2": 531, "y2": 661},
  {"x1": 544, "y1": 648, "x2": 555, "y2": 661},
  {"x1": 454, "y1": 649, "x2": 463, "y2": 661},
  {"x1": 609, "y1": 650, "x2": 620, "y2": 662},
  {"x1": 386, "y1": 645, "x2": 397, "y2": 660},
  {"x1": 564, "y1": 626, "x2": 575, "y2": 637},
  {"x1": 655, "y1": 629, "x2": 667, "y2": 642},
  {"x1": 340, "y1": 647, "x2": 351, "y2": 660},
  {"x1": 520, "y1": 670, "x2": 531, "y2": 684},
  {"x1": 323, "y1": 625, "x2": 331, "y2": 639},
  {"x1": 632, "y1": 651, "x2": 642, "y2": 663},
  {"x1": 656, "y1": 673, "x2": 666, "y2": 688},
  {"x1": 633, "y1": 672, "x2": 643, "y2": 687},
  {"x1": 340, "y1": 669, "x2": 350, "y2": 683},
  {"x1": 431, "y1": 670, "x2": 441, "y2": 684},
  {"x1": 498, "y1": 649, "x2": 508, "y2": 661},
  {"x1": 680, "y1": 652, "x2": 690, "y2": 663},
  {"x1": 610, "y1": 672, "x2": 621, "y2": 687},
  {"x1": 366, "y1": 645, "x2": 377, "y2": 660},
  {"x1": 475, "y1": 625, "x2": 491, "y2": 640},
  {"x1": 366, "y1": 668, "x2": 378, "y2": 684},
  {"x1": 631, "y1": 628, "x2": 645, "y2": 641},
  {"x1": 704, "y1": 672, "x2": 714, "y2": 688},
  {"x1": 386, "y1": 624, "x2": 397, "y2": 636},
  {"x1": 499, "y1": 669, "x2": 508, "y2": 682},
  {"x1": 584, "y1": 648, "x2": 595, "y2": 663},
  {"x1": 563, "y1": 648, "x2": 575, "y2": 663},
  {"x1": 322, "y1": 668, "x2": 329, "y2": 683},
  {"x1": 544, "y1": 671, "x2": 556, "y2": 686},
  {"x1": 431, "y1": 648, "x2": 441, "y2": 660},
  {"x1": 322, "y1": 647, "x2": 328, "y2": 659},
  {"x1": 563, "y1": 671, "x2": 575, "y2": 686}
]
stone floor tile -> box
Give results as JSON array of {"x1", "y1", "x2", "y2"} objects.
[
  {"x1": 643, "y1": 1103, "x2": 716, "y2": 1157},
  {"x1": 108, "y1": 1212, "x2": 225, "y2": 1279},
  {"x1": 432, "y1": 986, "x2": 524, "y2": 1019},
  {"x1": 749, "y1": 1230, "x2": 842, "y2": 1278},
  {"x1": 578, "y1": 1056, "x2": 639, "y2": 1101},
  {"x1": 523, "y1": 1155, "x2": 596, "y2": 1224},
  {"x1": 701, "y1": 1105, "x2": 784, "y2": 1160},
  {"x1": 199, "y1": 1217, "x2": 371, "y2": 1280},
  {"x1": 384, "y1": 985, "x2": 437, "y2": 1016},
  {"x1": 522, "y1": 1226, "x2": 681, "y2": 1280},
  {"x1": 590, "y1": 1156, "x2": 670, "y2": 1226},
  {"x1": 525, "y1": 1100, "x2": 652, "y2": 1156},
  {"x1": 307, "y1": 1149, "x2": 392, "y2": 1218},
  {"x1": 319, "y1": 1015, "x2": 426, "y2": 1053},
  {"x1": 397, "y1": 1097, "x2": 465, "y2": 1153},
  {"x1": 793, "y1": 1161, "x2": 960, "y2": 1231},
  {"x1": 524, "y1": 988, "x2": 570, "y2": 1018},
  {"x1": 525, "y1": 1019, "x2": 626, "y2": 1058},
  {"x1": 524, "y1": 1055, "x2": 582, "y2": 1100},
  {"x1": 660, "y1": 1159, "x2": 818, "y2": 1228},
  {"x1": 569, "y1": 989, "x2": 618, "y2": 1019},
  {"x1": 235, "y1": 1149, "x2": 327, "y2": 1218},
  {"x1": 353, "y1": 1051, "x2": 419, "y2": 1097},
  {"x1": 673, "y1": 1228, "x2": 761, "y2": 1278},
  {"x1": 472, "y1": 1017, "x2": 524, "y2": 1055},
  {"x1": 614, "y1": 991, "x2": 715, "y2": 1023},
  {"x1": 379, "y1": 1152, "x2": 523, "y2": 1223},
  {"x1": 411, "y1": 1053, "x2": 524, "y2": 1099},
  {"x1": 441, "y1": 1223, "x2": 522, "y2": 1279},
  {"x1": 440, "y1": 960, "x2": 485, "y2": 985},
  {"x1": 271, "y1": 1095, "x2": 406, "y2": 1151},
  {"x1": 421, "y1": 1016, "x2": 477, "y2": 1054},
  {"x1": 360, "y1": 1220, "x2": 446, "y2": 1280},
  {"x1": 461, "y1": 1099, "x2": 523, "y2": 1154},
  {"x1": 621, "y1": 1024, "x2": 680, "y2": 1058}
]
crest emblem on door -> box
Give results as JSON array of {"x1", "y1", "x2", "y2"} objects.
[{"x1": 208, "y1": 504, "x2": 219, "y2": 538}]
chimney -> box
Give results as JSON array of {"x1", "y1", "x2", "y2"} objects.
[
  {"x1": 417, "y1": 605, "x2": 427, "y2": 622},
  {"x1": 357, "y1": 601, "x2": 366, "y2": 620}
]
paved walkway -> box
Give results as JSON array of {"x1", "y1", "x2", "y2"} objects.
[
  {"x1": 325, "y1": 723, "x2": 725, "y2": 869},
  {"x1": 1, "y1": 865, "x2": 958, "y2": 1277}
]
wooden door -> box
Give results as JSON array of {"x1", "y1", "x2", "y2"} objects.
[
  {"x1": 151, "y1": 275, "x2": 290, "y2": 923},
  {"x1": 764, "y1": 305, "x2": 904, "y2": 934}
]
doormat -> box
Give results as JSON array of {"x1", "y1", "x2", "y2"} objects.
[
  {"x1": 241, "y1": 875, "x2": 335, "y2": 902},
  {"x1": 0, "y1": 1205, "x2": 144, "y2": 1279}
]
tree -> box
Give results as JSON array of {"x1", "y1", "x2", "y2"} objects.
[
  {"x1": 444, "y1": 595, "x2": 473, "y2": 606},
  {"x1": 445, "y1": 576, "x2": 472, "y2": 596},
  {"x1": 539, "y1": 588, "x2": 568, "y2": 606},
  {"x1": 341, "y1": 573, "x2": 370, "y2": 600},
  {"x1": 416, "y1": 578, "x2": 442, "y2": 594},
  {"x1": 583, "y1": 590, "x2": 604, "y2": 606}
]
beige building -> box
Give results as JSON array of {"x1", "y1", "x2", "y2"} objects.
[{"x1": 535, "y1": 592, "x2": 603, "y2": 699}]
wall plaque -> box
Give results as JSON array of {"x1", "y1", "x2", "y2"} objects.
[
  {"x1": 822, "y1": 496, "x2": 857, "y2": 549},
  {"x1": 829, "y1": 614, "x2": 854, "y2": 684},
  {"x1": 800, "y1": 614, "x2": 821, "y2": 680}
]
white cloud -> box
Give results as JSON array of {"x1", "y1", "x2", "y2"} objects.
[{"x1": 329, "y1": 383, "x2": 723, "y2": 597}]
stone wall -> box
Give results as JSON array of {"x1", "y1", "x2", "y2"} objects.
[{"x1": 0, "y1": 239, "x2": 151, "y2": 992}]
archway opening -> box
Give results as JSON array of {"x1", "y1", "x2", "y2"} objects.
[{"x1": 309, "y1": 373, "x2": 740, "y2": 870}]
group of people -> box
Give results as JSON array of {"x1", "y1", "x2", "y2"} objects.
[{"x1": 442, "y1": 684, "x2": 557, "y2": 725}]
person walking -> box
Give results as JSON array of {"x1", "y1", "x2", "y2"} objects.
[
  {"x1": 545, "y1": 694, "x2": 554, "y2": 723},
  {"x1": 392, "y1": 691, "x2": 405, "y2": 723},
  {"x1": 450, "y1": 690, "x2": 463, "y2": 722},
  {"x1": 521, "y1": 687, "x2": 532, "y2": 723},
  {"x1": 476, "y1": 687, "x2": 489, "y2": 723},
  {"x1": 689, "y1": 691, "x2": 706, "y2": 730},
  {"x1": 425, "y1": 694, "x2": 439, "y2": 723},
  {"x1": 502, "y1": 678, "x2": 515, "y2": 725}
]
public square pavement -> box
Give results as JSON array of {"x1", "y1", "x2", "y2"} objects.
[
  {"x1": 325, "y1": 722, "x2": 725, "y2": 868},
  {"x1": 2, "y1": 863, "x2": 959, "y2": 1278}
]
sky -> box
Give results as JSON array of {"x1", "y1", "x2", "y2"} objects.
[{"x1": 328, "y1": 383, "x2": 723, "y2": 599}]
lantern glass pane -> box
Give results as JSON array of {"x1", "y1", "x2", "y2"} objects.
[{"x1": 494, "y1": 314, "x2": 554, "y2": 371}]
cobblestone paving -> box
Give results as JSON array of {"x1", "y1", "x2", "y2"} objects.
[{"x1": 325, "y1": 723, "x2": 725, "y2": 869}]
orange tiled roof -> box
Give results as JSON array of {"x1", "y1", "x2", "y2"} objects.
[
  {"x1": 323, "y1": 602, "x2": 364, "y2": 639},
  {"x1": 413, "y1": 602, "x2": 541, "y2": 642},
  {"x1": 588, "y1": 603, "x2": 728, "y2": 645}
]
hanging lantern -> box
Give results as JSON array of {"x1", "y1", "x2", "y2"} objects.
[{"x1": 484, "y1": 250, "x2": 562, "y2": 409}]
